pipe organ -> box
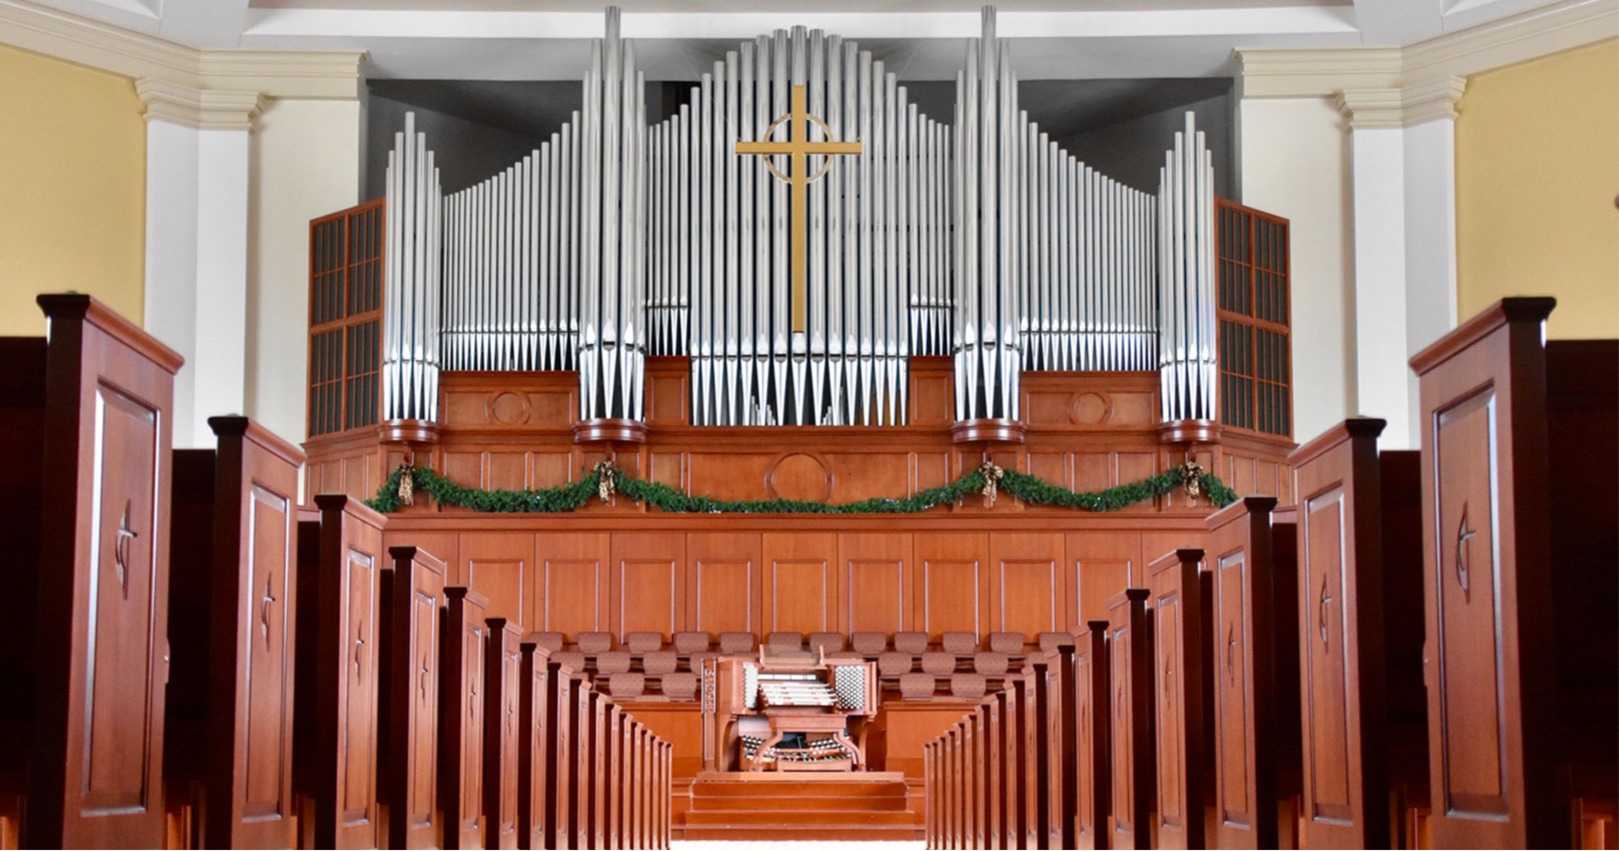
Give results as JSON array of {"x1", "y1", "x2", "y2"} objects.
[{"x1": 381, "y1": 5, "x2": 1219, "y2": 436}]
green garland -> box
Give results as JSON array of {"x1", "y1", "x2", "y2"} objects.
[{"x1": 367, "y1": 458, "x2": 1236, "y2": 515}]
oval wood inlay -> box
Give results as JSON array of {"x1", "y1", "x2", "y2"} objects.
[{"x1": 767, "y1": 453, "x2": 833, "y2": 503}]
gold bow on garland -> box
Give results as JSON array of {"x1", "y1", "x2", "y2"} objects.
[
  {"x1": 593, "y1": 459, "x2": 618, "y2": 502},
  {"x1": 1179, "y1": 460, "x2": 1205, "y2": 501},
  {"x1": 397, "y1": 463, "x2": 415, "y2": 506},
  {"x1": 978, "y1": 459, "x2": 1005, "y2": 507}
]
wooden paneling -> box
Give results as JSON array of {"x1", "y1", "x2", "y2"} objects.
[
  {"x1": 461, "y1": 532, "x2": 532, "y2": 626},
  {"x1": 916, "y1": 533, "x2": 988, "y2": 638},
  {"x1": 989, "y1": 533, "x2": 1064, "y2": 636},
  {"x1": 687, "y1": 532, "x2": 761, "y2": 636},
  {"x1": 762, "y1": 533, "x2": 836, "y2": 635},
  {"x1": 839, "y1": 533, "x2": 911, "y2": 635},
  {"x1": 537, "y1": 533, "x2": 610, "y2": 638},
  {"x1": 1069, "y1": 531, "x2": 1142, "y2": 632},
  {"x1": 613, "y1": 533, "x2": 685, "y2": 640}
]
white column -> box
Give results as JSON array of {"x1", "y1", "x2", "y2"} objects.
[
  {"x1": 137, "y1": 80, "x2": 263, "y2": 448},
  {"x1": 1337, "y1": 77, "x2": 1463, "y2": 449}
]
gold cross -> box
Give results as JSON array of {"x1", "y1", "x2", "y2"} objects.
[{"x1": 735, "y1": 85, "x2": 862, "y2": 334}]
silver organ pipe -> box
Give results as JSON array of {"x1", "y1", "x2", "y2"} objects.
[
  {"x1": 1157, "y1": 111, "x2": 1217, "y2": 424},
  {"x1": 375, "y1": 5, "x2": 1224, "y2": 438},
  {"x1": 381, "y1": 111, "x2": 443, "y2": 422}
]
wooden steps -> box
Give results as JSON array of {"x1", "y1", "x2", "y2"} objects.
[{"x1": 678, "y1": 774, "x2": 922, "y2": 841}]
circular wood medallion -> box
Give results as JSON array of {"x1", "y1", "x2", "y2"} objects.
[
  {"x1": 488, "y1": 391, "x2": 530, "y2": 425},
  {"x1": 767, "y1": 453, "x2": 833, "y2": 503},
  {"x1": 1071, "y1": 392, "x2": 1111, "y2": 425}
]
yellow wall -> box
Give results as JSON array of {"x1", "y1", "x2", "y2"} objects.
[
  {"x1": 1457, "y1": 39, "x2": 1619, "y2": 339},
  {"x1": 0, "y1": 44, "x2": 145, "y2": 337}
]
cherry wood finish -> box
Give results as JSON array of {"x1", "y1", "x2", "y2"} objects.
[
  {"x1": 1289, "y1": 419, "x2": 1427, "y2": 849},
  {"x1": 1409, "y1": 299, "x2": 1618, "y2": 849},
  {"x1": 1146, "y1": 548, "x2": 1208, "y2": 850},
  {"x1": 551, "y1": 673, "x2": 576, "y2": 850},
  {"x1": 381, "y1": 546, "x2": 447, "y2": 849},
  {"x1": 441, "y1": 587, "x2": 490, "y2": 850},
  {"x1": 1205, "y1": 496, "x2": 1302, "y2": 850},
  {"x1": 484, "y1": 618, "x2": 522, "y2": 850},
  {"x1": 516, "y1": 644, "x2": 554, "y2": 850},
  {"x1": 18, "y1": 295, "x2": 184, "y2": 849},
  {"x1": 295, "y1": 495, "x2": 386, "y2": 849},
  {"x1": 1107, "y1": 588, "x2": 1153, "y2": 850},
  {"x1": 1038, "y1": 648, "x2": 1077, "y2": 850},
  {"x1": 1074, "y1": 622, "x2": 1112, "y2": 850},
  {"x1": 0, "y1": 336, "x2": 47, "y2": 808},
  {"x1": 166, "y1": 417, "x2": 304, "y2": 849}
]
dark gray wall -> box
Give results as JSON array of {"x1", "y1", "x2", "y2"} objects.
[
  {"x1": 1045, "y1": 83, "x2": 1234, "y2": 199},
  {"x1": 364, "y1": 77, "x2": 1235, "y2": 201}
]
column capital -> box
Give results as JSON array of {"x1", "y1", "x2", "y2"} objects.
[
  {"x1": 136, "y1": 79, "x2": 266, "y2": 131},
  {"x1": 1335, "y1": 75, "x2": 1467, "y2": 130}
]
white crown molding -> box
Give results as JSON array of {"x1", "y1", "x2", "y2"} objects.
[
  {"x1": 0, "y1": 0, "x2": 365, "y2": 99},
  {"x1": 1336, "y1": 76, "x2": 1467, "y2": 128},
  {"x1": 1240, "y1": 0, "x2": 1618, "y2": 99},
  {"x1": 136, "y1": 77, "x2": 266, "y2": 129}
]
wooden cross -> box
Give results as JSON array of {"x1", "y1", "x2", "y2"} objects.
[
  {"x1": 735, "y1": 84, "x2": 862, "y2": 334},
  {"x1": 260, "y1": 573, "x2": 277, "y2": 647}
]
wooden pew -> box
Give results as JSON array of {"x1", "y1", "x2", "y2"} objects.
[
  {"x1": 1289, "y1": 418, "x2": 1427, "y2": 849},
  {"x1": 516, "y1": 641, "x2": 554, "y2": 851},
  {"x1": 380, "y1": 545, "x2": 447, "y2": 849},
  {"x1": 1073, "y1": 622, "x2": 1111, "y2": 850},
  {"x1": 1409, "y1": 298, "x2": 1618, "y2": 848},
  {"x1": 166, "y1": 416, "x2": 303, "y2": 848},
  {"x1": 1107, "y1": 588, "x2": 1153, "y2": 850},
  {"x1": 983, "y1": 696, "x2": 1003, "y2": 851},
  {"x1": 573, "y1": 676, "x2": 597, "y2": 849},
  {"x1": 0, "y1": 295, "x2": 183, "y2": 848},
  {"x1": 294, "y1": 494, "x2": 386, "y2": 849},
  {"x1": 1147, "y1": 549, "x2": 1208, "y2": 850},
  {"x1": 1038, "y1": 647, "x2": 1078, "y2": 850},
  {"x1": 1204, "y1": 496, "x2": 1304, "y2": 849},
  {"x1": 552, "y1": 669, "x2": 578, "y2": 850},
  {"x1": 1015, "y1": 668, "x2": 1040, "y2": 849},
  {"x1": 485, "y1": 618, "x2": 522, "y2": 850},
  {"x1": 441, "y1": 587, "x2": 490, "y2": 850}
]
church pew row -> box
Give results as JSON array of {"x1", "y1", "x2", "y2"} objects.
[
  {"x1": 379, "y1": 545, "x2": 671, "y2": 851},
  {"x1": 0, "y1": 295, "x2": 183, "y2": 849}
]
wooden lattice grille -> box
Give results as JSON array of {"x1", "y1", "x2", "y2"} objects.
[
  {"x1": 1216, "y1": 199, "x2": 1291, "y2": 437},
  {"x1": 308, "y1": 199, "x2": 385, "y2": 437}
]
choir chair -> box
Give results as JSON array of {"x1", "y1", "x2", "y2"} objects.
[
  {"x1": 0, "y1": 295, "x2": 182, "y2": 849},
  {"x1": 1289, "y1": 418, "x2": 1427, "y2": 849},
  {"x1": 1409, "y1": 298, "x2": 1618, "y2": 849},
  {"x1": 166, "y1": 416, "x2": 303, "y2": 849}
]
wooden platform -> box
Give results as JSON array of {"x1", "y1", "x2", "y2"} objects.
[{"x1": 679, "y1": 773, "x2": 921, "y2": 841}]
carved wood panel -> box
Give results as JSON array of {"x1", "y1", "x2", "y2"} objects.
[
  {"x1": 916, "y1": 533, "x2": 988, "y2": 638},
  {"x1": 762, "y1": 533, "x2": 836, "y2": 635},
  {"x1": 990, "y1": 533, "x2": 1064, "y2": 636},
  {"x1": 441, "y1": 587, "x2": 488, "y2": 850},
  {"x1": 840, "y1": 533, "x2": 911, "y2": 635},
  {"x1": 484, "y1": 619, "x2": 521, "y2": 851},
  {"x1": 1148, "y1": 549, "x2": 1205, "y2": 850},
  {"x1": 384, "y1": 546, "x2": 445, "y2": 850},
  {"x1": 613, "y1": 533, "x2": 684, "y2": 640},
  {"x1": 537, "y1": 533, "x2": 610, "y2": 638},
  {"x1": 688, "y1": 532, "x2": 761, "y2": 635},
  {"x1": 461, "y1": 532, "x2": 532, "y2": 627},
  {"x1": 1300, "y1": 488, "x2": 1352, "y2": 827}
]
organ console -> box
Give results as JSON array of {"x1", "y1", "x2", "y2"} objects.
[{"x1": 701, "y1": 649, "x2": 878, "y2": 773}]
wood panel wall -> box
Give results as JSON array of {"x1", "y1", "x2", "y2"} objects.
[{"x1": 378, "y1": 517, "x2": 1209, "y2": 643}]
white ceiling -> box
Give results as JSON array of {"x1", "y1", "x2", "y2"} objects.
[{"x1": 27, "y1": 0, "x2": 1570, "y2": 79}]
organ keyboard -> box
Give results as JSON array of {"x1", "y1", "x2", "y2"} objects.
[{"x1": 702, "y1": 650, "x2": 878, "y2": 772}]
